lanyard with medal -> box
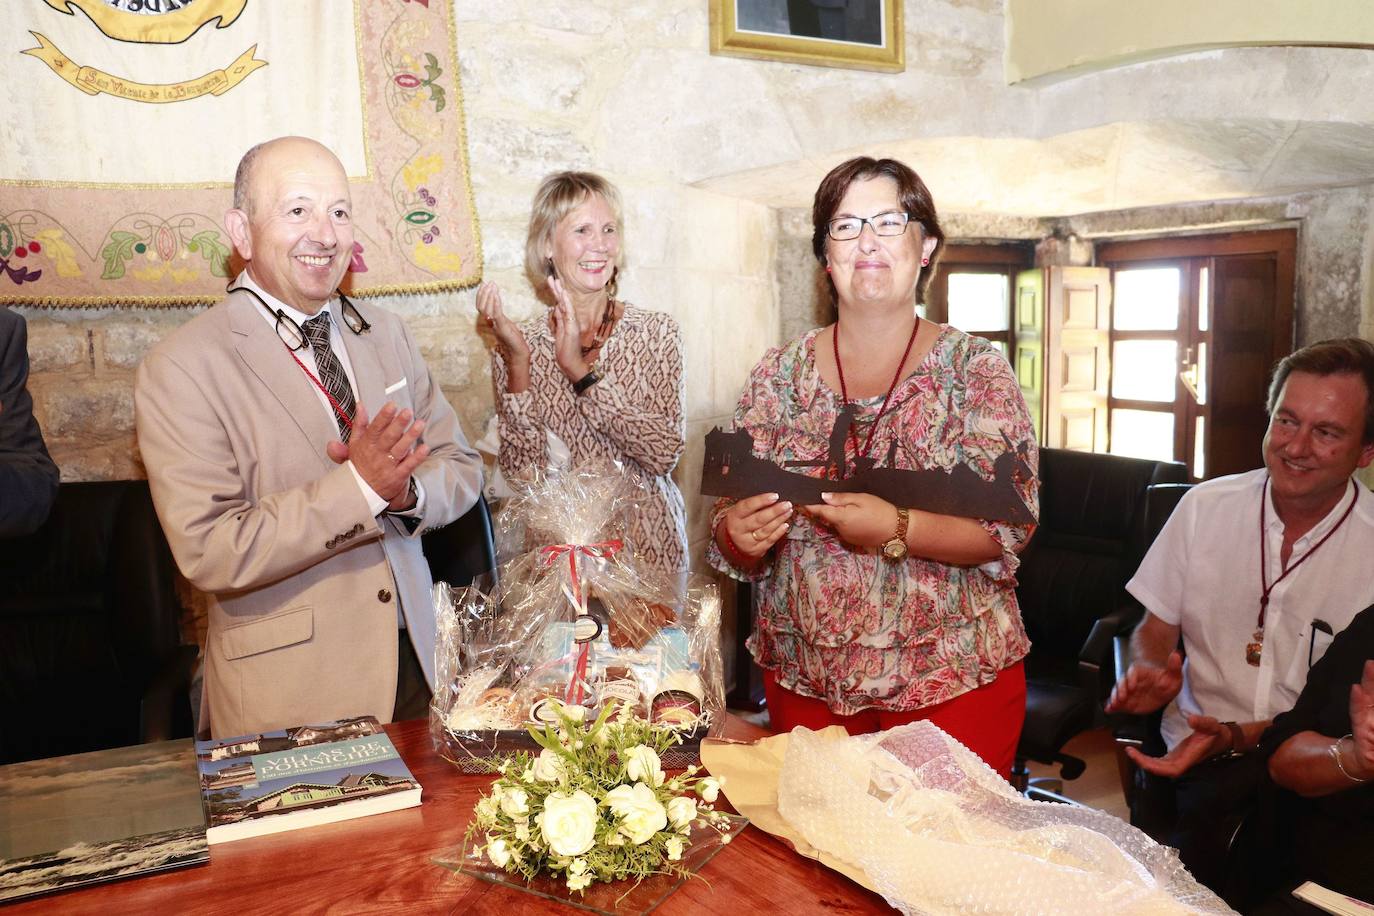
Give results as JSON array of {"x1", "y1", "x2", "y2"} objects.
[{"x1": 1250, "y1": 476, "x2": 1357, "y2": 666}]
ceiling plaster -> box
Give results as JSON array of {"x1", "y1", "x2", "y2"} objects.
[{"x1": 693, "y1": 118, "x2": 1374, "y2": 218}]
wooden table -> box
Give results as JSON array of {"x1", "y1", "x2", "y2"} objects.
[{"x1": 6, "y1": 718, "x2": 892, "y2": 915}]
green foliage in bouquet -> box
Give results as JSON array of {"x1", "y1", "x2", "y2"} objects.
[{"x1": 466, "y1": 700, "x2": 730, "y2": 894}]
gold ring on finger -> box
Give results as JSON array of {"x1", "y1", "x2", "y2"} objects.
[
  {"x1": 387, "y1": 453, "x2": 397, "y2": 462},
  {"x1": 751, "y1": 528, "x2": 764, "y2": 542}
]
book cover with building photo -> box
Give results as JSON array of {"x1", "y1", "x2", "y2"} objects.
[{"x1": 195, "y1": 716, "x2": 421, "y2": 844}]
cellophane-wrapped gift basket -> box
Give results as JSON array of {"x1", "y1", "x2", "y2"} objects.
[{"x1": 430, "y1": 460, "x2": 725, "y2": 773}]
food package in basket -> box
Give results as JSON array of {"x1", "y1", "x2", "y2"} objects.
[{"x1": 429, "y1": 460, "x2": 725, "y2": 772}]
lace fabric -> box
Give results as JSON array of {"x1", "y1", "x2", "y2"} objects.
[{"x1": 775, "y1": 722, "x2": 1234, "y2": 915}]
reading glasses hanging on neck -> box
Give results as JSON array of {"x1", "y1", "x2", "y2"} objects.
[
  {"x1": 827, "y1": 211, "x2": 915, "y2": 241},
  {"x1": 231, "y1": 283, "x2": 372, "y2": 351}
]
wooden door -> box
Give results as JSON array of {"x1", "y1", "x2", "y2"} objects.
[
  {"x1": 1014, "y1": 268, "x2": 1045, "y2": 440},
  {"x1": 1044, "y1": 266, "x2": 1112, "y2": 451},
  {"x1": 1099, "y1": 230, "x2": 1295, "y2": 479},
  {"x1": 1207, "y1": 253, "x2": 1291, "y2": 477}
]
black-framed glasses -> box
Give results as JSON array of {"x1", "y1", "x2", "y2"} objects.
[
  {"x1": 827, "y1": 211, "x2": 915, "y2": 241},
  {"x1": 233, "y1": 284, "x2": 372, "y2": 351}
]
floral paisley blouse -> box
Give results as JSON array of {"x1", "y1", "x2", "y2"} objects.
[{"x1": 707, "y1": 325, "x2": 1039, "y2": 714}]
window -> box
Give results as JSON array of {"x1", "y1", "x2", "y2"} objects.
[
  {"x1": 925, "y1": 243, "x2": 1033, "y2": 359},
  {"x1": 1097, "y1": 230, "x2": 1295, "y2": 480}
]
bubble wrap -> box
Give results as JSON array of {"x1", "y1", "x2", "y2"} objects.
[{"x1": 776, "y1": 723, "x2": 1234, "y2": 916}]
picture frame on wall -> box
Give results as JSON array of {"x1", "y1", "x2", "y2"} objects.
[{"x1": 710, "y1": 0, "x2": 904, "y2": 73}]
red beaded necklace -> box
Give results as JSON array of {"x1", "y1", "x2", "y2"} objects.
[{"x1": 832, "y1": 316, "x2": 920, "y2": 461}]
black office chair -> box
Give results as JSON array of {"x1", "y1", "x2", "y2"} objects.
[
  {"x1": 1011, "y1": 450, "x2": 1187, "y2": 800},
  {"x1": 422, "y1": 494, "x2": 497, "y2": 589},
  {"x1": 727, "y1": 580, "x2": 766, "y2": 711},
  {"x1": 1092, "y1": 481, "x2": 1195, "y2": 806},
  {"x1": 0, "y1": 480, "x2": 195, "y2": 764}
]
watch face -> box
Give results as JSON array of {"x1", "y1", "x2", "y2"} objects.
[{"x1": 882, "y1": 539, "x2": 906, "y2": 560}]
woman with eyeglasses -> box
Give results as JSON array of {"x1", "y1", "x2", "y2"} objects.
[
  {"x1": 708, "y1": 157, "x2": 1039, "y2": 778},
  {"x1": 477, "y1": 171, "x2": 687, "y2": 577}
]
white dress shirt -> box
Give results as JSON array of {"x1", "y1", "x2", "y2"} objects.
[{"x1": 1128, "y1": 467, "x2": 1374, "y2": 750}]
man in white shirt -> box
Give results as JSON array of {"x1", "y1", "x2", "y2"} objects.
[
  {"x1": 135, "y1": 137, "x2": 482, "y2": 737},
  {"x1": 1107, "y1": 337, "x2": 1374, "y2": 894}
]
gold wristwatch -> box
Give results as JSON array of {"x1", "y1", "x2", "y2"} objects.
[{"x1": 881, "y1": 507, "x2": 910, "y2": 562}]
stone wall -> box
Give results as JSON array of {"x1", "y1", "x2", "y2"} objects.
[{"x1": 14, "y1": 0, "x2": 1374, "y2": 666}]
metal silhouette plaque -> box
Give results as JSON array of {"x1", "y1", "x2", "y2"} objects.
[{"x1": 700, "y1": 406, "x2": 1035, "y2": 525}]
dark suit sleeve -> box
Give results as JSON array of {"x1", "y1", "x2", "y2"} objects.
[
  {"x1": 1260, "y1": 603, "x2": 1374, "y2": 756},
  {"x1": 0, "y1": 309, "x2": 59, "y2": 537}
]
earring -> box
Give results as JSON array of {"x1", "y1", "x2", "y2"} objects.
[
  {"x1": 825, "y1": 265, "x2": 832, "y2": 274},
  {"x1": 921, "y1": 257, "x2": 929, "y2": 267}
]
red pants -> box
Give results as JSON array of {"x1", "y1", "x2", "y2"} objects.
[{"x1": 762, "y1": 660, "x2": 1026, "y2": 780}]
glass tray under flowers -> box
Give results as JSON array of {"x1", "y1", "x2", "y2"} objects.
[
  {"x1": 433, "y1": 814, "x2": 748, "y2": 915},
  {"x1": 433, "y1": 700, "x2": 746, "y2": 914}
]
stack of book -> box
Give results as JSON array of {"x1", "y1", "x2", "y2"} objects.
[{"x1": 195, "y1": 715, "x2": 421, "y2": 844}]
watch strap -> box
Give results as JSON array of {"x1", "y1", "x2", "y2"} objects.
[
  {"x1": 573, "y1": 370, "x2": 600, "y2": 394},
  {"x1": 1219, "y1": 720, "x2": 1245, "y2": 758},
  {"x1": 882, "y1": 508, "x2": 910, "y2": 561}
]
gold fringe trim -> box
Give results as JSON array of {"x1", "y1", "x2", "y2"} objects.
[{"x1": 0, "y1": 275, "x2": 484, "y2": 309}]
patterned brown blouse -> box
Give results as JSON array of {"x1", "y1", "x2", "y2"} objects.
[{"x1": 490, "y1": 305, "x2": 688, "y2": 574}]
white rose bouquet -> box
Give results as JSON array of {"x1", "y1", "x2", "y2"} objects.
[{"x1": 467, "y1": 700, "x2": 733, "y2": 894}]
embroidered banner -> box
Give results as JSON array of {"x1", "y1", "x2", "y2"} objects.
[{"x1": 0, "y1": 0, "x2": 481, "y2": 306}]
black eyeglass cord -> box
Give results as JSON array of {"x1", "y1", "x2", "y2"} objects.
[{"x1": 229, "y1": 283, "x2": 372, "y2": 349}]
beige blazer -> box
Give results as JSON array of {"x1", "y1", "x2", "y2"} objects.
[{"x1": 134, "y1": 289, "x2": 482, "y2": 739}]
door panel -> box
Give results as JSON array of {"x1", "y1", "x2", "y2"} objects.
[
  {"x1": 1045, "y1": 267, "x2": 1111, "y2": 451},
  {"x1": 1208, "y1": 254, "x2": 1284, "y2": 478},
  {"x1": 1014, "y1": 268, "x2": 1044, "y2": 440}
]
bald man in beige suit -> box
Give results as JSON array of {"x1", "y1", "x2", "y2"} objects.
[{"x1": 135, "y1": 137, "x2": 481, "y2": 738}]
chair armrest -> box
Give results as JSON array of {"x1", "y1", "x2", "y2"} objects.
[
  {"x1": 139, "y1": 644, "x2": 198, "y2": 744},
  {"x1": 1085, "y1": 605, "x2": 1159, "y2": 749},
  {"x1": 1077, "y1": 602, "x2": 1144, "y2": 704},
  {"x1": 1080, "y1": 602, "x2": 1143, "y2": 669},
  {"x1": 1071, "y1": 601, "x2": 1146, "y2": 734}
]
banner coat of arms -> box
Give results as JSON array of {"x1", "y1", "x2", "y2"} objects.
[{"x1": 0, "y1": 0, "x2": 481, "y2": 306}]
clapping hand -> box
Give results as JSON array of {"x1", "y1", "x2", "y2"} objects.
[
  {"x1": 1106, "y1": 650, "x2": 1185, "y2": 715},
  {"x1": 1347, "y1": 660, "x2": 1374, "y2": 778},
  {"x1": 326, "y1": 402, "x2": 428, "y2": 511},
  {"x1": 1124, "y1": 714, "x2": 1229, "y2": 778},
  {"x1": 547, "y1": 276, "x2": 591, "y2": 382},
  {"x1": 476, "y1": 281, "x2": 530, "y2": 364}
]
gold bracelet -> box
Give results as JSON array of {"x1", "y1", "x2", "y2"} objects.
[{"x1": 1331, "y1": 734, "x2": 1370, "y2": 784}]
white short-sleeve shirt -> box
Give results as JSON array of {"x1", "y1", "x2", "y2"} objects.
[{"x1": 1126, "y1": 468, "x2": 1374, "y2": 750}]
